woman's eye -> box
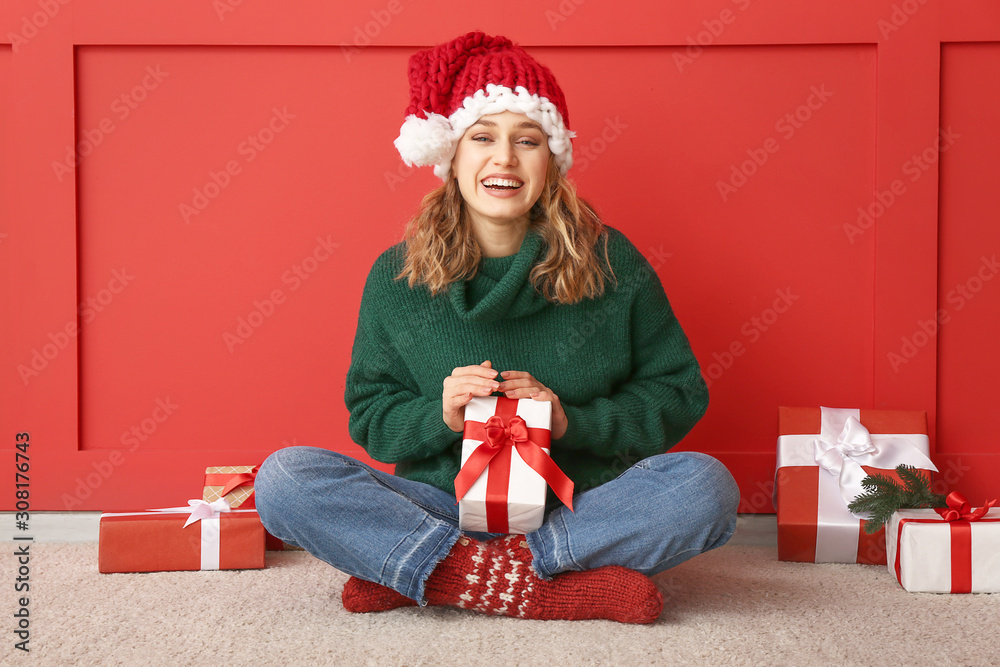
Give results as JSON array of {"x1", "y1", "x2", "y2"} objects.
[{"x1": 469, "y1": 135, "x2": 540, "y2": 146}]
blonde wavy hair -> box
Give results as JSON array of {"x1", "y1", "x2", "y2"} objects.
[{"x1": 395, "y1": 159, "x2": 617, "y2": 304}]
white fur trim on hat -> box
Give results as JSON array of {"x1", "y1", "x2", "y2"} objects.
[{"x1": 394, "y1": 84, "x2": 575, "y2": 181}]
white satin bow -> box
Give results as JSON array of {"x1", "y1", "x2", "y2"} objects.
[
  {"x1": 812, "y1": 416, "x2": 880, "y2": 509},
  {"x1": 148, "y1": 498, "x2": 232, "y2": 528},
  {"x1": 815, "y1": 416, "x2": 877, "y2": 471},
  {"x1": 811, "y1": 413, "x2": 937, "y2": 510}
]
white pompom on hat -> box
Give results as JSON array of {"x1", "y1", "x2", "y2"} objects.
[{"x1": 393, "y1": 31, "x2": 575, "y2": 180}]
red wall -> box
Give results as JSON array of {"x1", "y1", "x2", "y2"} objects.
[{"x1": 2, "y1": 0, "x2": 998, "y2": 511}]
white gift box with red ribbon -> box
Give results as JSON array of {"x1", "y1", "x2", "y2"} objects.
[
  {"x1": 888, "y1": 495, "x2": 1000, "y2": 593},
  {"x1": 456, "y1": 396, "x2": 574, "y2": 535}
]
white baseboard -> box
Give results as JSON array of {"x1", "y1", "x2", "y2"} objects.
[{"x1": 1, "y1": 512, "x2": 778, "y2": 545}]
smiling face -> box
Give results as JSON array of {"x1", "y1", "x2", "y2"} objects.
[{"x1": 451, "y1": 111, "x2": 552, "y2": 233}]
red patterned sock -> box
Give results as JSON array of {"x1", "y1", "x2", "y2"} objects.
[
  {"x1": 491, "y1": 534, "x2": 541, "y2": 565},
  {"x1": 340, "y1": 537, "x2": 529, "y2": 613},
  {"x1": 341, "y1": 576, "x2": 417, "y2": 613},
  {"x1": 425, "y1": 535, "x2": 664, "y2": 623},
  {"x1": 341, "y1": 537, "x2": 529, "y2": 614}
]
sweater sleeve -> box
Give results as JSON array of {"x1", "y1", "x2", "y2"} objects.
[
  {"x1": 343, "y1": 255, "x2": 460, "y2": 464},
  {"x1": 555, "y1": 240, "x2": 709, "y2": 459}
]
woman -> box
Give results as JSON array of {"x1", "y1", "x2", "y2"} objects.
[{"x1": 255, "y1": 31, "x2": 739, "y2": 624}]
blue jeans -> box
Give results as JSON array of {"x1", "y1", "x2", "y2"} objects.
[{"x1": 254, "y1": 447, "x2": 739, "y2": 605}]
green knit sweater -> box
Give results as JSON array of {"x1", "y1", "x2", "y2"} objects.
[{"x1": 344, "y1": 224, "x2": 709, "y2": 501}]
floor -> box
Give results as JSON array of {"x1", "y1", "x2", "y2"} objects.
[{"x1": 4, "y1": 512, "x2": 778, "y2": 544}]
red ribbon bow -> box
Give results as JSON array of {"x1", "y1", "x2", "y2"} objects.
[
  {"x1": 204, "y1": 466, "x2": 260, "y2": 509},
  {"x1": 935, "y1": 492, "x2": 997, "y2": 522},
  {"x1": 485, "y1": 415, "x2": 530, "y2": 451},
  {"x1": 454, "y1": 398, "x2": 574, "y2": 533}
]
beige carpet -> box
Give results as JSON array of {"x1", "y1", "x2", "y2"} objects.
[{"x1": 4, "y1": 543, "x2": 997, "y2": 666}]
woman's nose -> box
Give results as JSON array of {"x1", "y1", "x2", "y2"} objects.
[{"x1": 492, "y1": 141, "x2": 517, "y2": 166}]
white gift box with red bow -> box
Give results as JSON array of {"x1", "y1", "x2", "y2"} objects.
[
  {"x1": 457, "y1": 396, "x2": 554, "y2": 535},
  {"x1": 888, "y1": 496, "x2": 1000, "y2": 593}
]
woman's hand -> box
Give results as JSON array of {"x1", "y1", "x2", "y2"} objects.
[
  {"x1": 443, "y1": 361, "x2": 569, "y2": 439},
  {"x1": 497, "y1": 370, "x2": 568, "y2": 440},
  {"x1": 442, "y1": 360, "x2": 500, "y2": 432}
]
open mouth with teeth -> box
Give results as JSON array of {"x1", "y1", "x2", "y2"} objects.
[{"x1": 482, "y1": 177, "x2": 524, "y2": 191}]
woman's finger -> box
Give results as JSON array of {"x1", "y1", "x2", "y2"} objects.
[
  {"x1": 453, "y1": 363, "x2": 500, "y2": 380},
  {"x1": 449, "y1": 379, "x2": 499, "y2": 401}
]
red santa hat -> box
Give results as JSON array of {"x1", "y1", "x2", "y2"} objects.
[{"x1": 393, "y1": 31, "x2": 575, "y2": 180}]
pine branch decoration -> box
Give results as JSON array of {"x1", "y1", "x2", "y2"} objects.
[
  {"x1": 899, "y1": 463, "x2": 932, "y2": 497},
  {"x1": 847, "y1": 464, "x2": 947, "y2": 533}
]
